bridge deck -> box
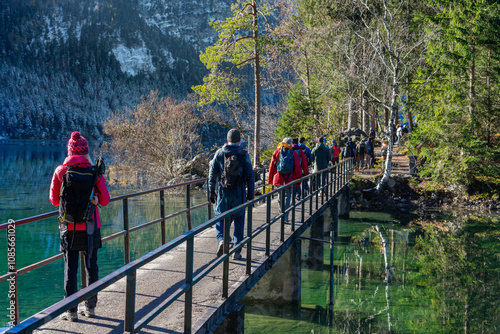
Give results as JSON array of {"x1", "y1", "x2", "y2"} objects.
[{"x1": 34, "y1": 193, "x2": 327, "y2": 334}]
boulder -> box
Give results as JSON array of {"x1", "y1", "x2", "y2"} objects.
[
  {"x1": 341, "y1": 128, "x2": 369, "y2": 142},
  {"x1": 176, "y1": 153, "x2": 210, "y2": 177}
]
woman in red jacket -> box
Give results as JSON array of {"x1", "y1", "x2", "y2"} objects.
[
  {"x1": 49, "y1": 131, "x2": 110, "y2": 322},
  {"x1": 268, "y1": 138, "x2": 302, "y2": 224}
]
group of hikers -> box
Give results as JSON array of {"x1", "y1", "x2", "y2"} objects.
[
  {"x1": 208, "y1": 129, "x2": 386, "y2": 262},
  {"x1": 50, "y1": 128, "x2": 384, "y2": 322}
]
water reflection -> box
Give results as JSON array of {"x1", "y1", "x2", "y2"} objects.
[{"x1": 244, "y1": 212, "x2": 500, "y2": 333}]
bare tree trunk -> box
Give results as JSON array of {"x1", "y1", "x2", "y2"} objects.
[
  {"x1": 347, "y1": 95, "x2": 357, "y2": 130},
  {"x1": 371, "y1": 101, "x2": 378, "y2": 133},
  {"x1": 252, "y1": 0, "x2": 261, "y2": 167},
  {"x1": 406, "y1": 76, "x2": 413, "y2": 131},
  {"x1": 362, "y1": 90, "x2": 369, "y2": 135},
  {"x1": 374, "y1": 225, "x2": 391, "y2": 283},
  {"x1": 376, "y1": 63, "x2": 399, "y2": 192},
  {"x1": 394, "y1": 103, "x2": 399, "y2": 126},
  {"x1": 384, "y1": 89, "x2": 389, "y2": 131}
]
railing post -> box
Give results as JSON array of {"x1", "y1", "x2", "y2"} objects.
[
  {"x1": 266, "y1": 196, "x2": 271, "y2": 257},
  {"x1": 262, "y1": 171, "x2": 266, "y2": 195},
  {"x1": 280, "y1": 187, "x2": 285, "y2": 242},
  {"x1": 336, "y1": 164, "x2": 340, "y2": 193},
  {"x1": 309, "y1": 176, "x2": 313, "y2": 216},
  {"x1": 246, "y1": 205, "x2": 253, "y2": 275},
  {"x1": 316, "y1": 174, "x2": 319, "y2": 211},
  {"x1": 322, "y1": 171, "x2": 326, "y2": 205},
  {"x1": 222, "y1": 216, "x2": 231, "y2": 298},
  {"x1": 123, "y1": 198, "x2": 130, "y2": 264},
  {"x1": 342, "y1": 160, "x2": 345, "y2": 185},
  {"x1": 291, "y1": 183, "x2": 296, "y2": 232},
  {"x1": 6, "y1": 220, "x2": 19, "y2": 326},
  {"x1": 160, "y1": 190, "x2": 166, "y2": 245},
  {"x1": 343, "y1": 161, "x2": 347, "y2": 185},
  {"x1": 185, "y1": 237, "x2": 194, "y2": 333},
  {"x1": 301, "y1": 177, "x2": 305, "y2": 223},
  {"x1": 124, "y1": 269, "x2": 136, "y2": 333},
  {"x1": 330, "y1": 168, "x2": 332, "y2": 197},
  {"x1": 186, "y1": 185, "x2": 192, "y2": 230},
  {"x1": 207, "y1": 188, "x2": 212, "y2": 220}
]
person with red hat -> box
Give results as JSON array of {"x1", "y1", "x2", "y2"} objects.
[{"x1": 49, "y1": 131, "x2": 110, "y2": 322}]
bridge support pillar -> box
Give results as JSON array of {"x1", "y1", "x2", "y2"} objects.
[
  {"x1": 306, "y1": 215, "x2": 324, "y2": 269},
  {"x1": 214, "y1": 304, "x2": 245, "y2": 334},
  {"x1": 339, "y1": 185, "x2": 350, "y2": 219},
  {"x1": 244, "y1": 239, "x2": 301, "y2": 305},
  {"x1": 325, "y1": 197, "x2": 339, "y2": 236}
]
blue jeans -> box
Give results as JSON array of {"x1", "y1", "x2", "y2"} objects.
[
  {"x1": 64, "y1": 248, "x2": 99, "y2": 312},
  {"x1": 215, "y1": 194, "x2": 245, "y2": 254},
  {"x1": 294, "y1": 184, "x2": 302, "y2": 200},
  {"x1": 317, "y1": 172, "x2": 327, "y2": 192},
  {"x1": 302, "y1": 178, "x2": 309, "y2": 196},
  {"x1": 278, "y1": 186, "x2": 292, "y2": 223}
]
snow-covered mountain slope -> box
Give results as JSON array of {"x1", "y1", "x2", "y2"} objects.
[{"x1": 0, "y1": 0, "x2": 232, "y2": 139}]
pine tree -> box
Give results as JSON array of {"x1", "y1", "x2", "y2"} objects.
[
  {"x1": 192, "y1": 0, "x2": 274, "y2": 167},
  {"x1": 413, "y1": 0, "x2": 500, "y2": 192}
]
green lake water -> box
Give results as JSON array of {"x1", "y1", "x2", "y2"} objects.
[
  {"x1": 1, "y1": 140, "x2": 499, "y2": 333},
  {"x1": 243, "y1": 212, "x2": 500, "y2": 333}
]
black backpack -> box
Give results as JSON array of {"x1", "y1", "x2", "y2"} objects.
[
  {"x1": 220, "y1": 152, "x2": 245, "y2": 189},
  {"x1": 356, "y1": 143, "x2": 366, "y2": 155},
  {"x1": 344, "y1": 144, "x2": 354, "y2": 158},
  {"x1": 59, "y1": 165, "x2": 97, "y2": 224}
]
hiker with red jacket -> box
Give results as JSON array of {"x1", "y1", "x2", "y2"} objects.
[
  {"x1": 330, "y1": 139, "x2": 340, "y2": 165},
  {"x1": 268, "y1": 138, "x2": 302, "y2": 224},
  {"x1": 49, "y1": 131, "x2": 110, "y2": 322},
  {"x1": 292, "y1": 138, "x2": 308, "y2": 200}
]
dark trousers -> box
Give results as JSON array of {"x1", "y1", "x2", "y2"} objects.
[{"x1": 64, "y1": 248, "x2": 99, "y2": 312}]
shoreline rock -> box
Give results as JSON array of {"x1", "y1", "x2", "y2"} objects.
[{"x1": 350, "y1": 175, "x2": 500, "y2": 213}]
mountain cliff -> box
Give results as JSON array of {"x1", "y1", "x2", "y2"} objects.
[{"x1": 0, "y1": 0, "x2": 232, "y2": 139}]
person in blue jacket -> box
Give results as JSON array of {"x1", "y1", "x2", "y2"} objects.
[{"x1": 208, "y1": 129, "x2": 255, "y2": 260}]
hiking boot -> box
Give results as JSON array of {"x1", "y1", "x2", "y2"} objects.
[
  {"x1": 232, "y1": 252, "x2": 242, "y2": 260},
  {"x1": 60, "y1": 311, "x2": 78, "y2": 322},
  {"x1": 78, "y1": 305, "x2": 95, "y2": 318},
  {"x1": 216, "y1": 241, "x2": 224, "y2": 258}
]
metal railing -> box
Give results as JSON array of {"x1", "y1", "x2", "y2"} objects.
[
  {"x1": 4, "y1": 159, "x2": 354, "y2": 334},
  {"x1": 0, "y1": 167, "x2": 273, "y2": 326},
  {"x1": 0, "y1": 178, "x2": 213, "y2": 325}
]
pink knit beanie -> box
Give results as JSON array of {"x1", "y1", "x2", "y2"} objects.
[{"x1": 67, "y1": 131, "x2": 89, "y2": 156}]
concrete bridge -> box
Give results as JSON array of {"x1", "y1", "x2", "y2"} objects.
[{"x1": 3, "y1": 160, "x2": 354, "y2": 334}]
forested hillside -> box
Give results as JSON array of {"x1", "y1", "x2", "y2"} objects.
[{"x1": 0, "y1": 0, "x2": 232, "y2": 139}]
